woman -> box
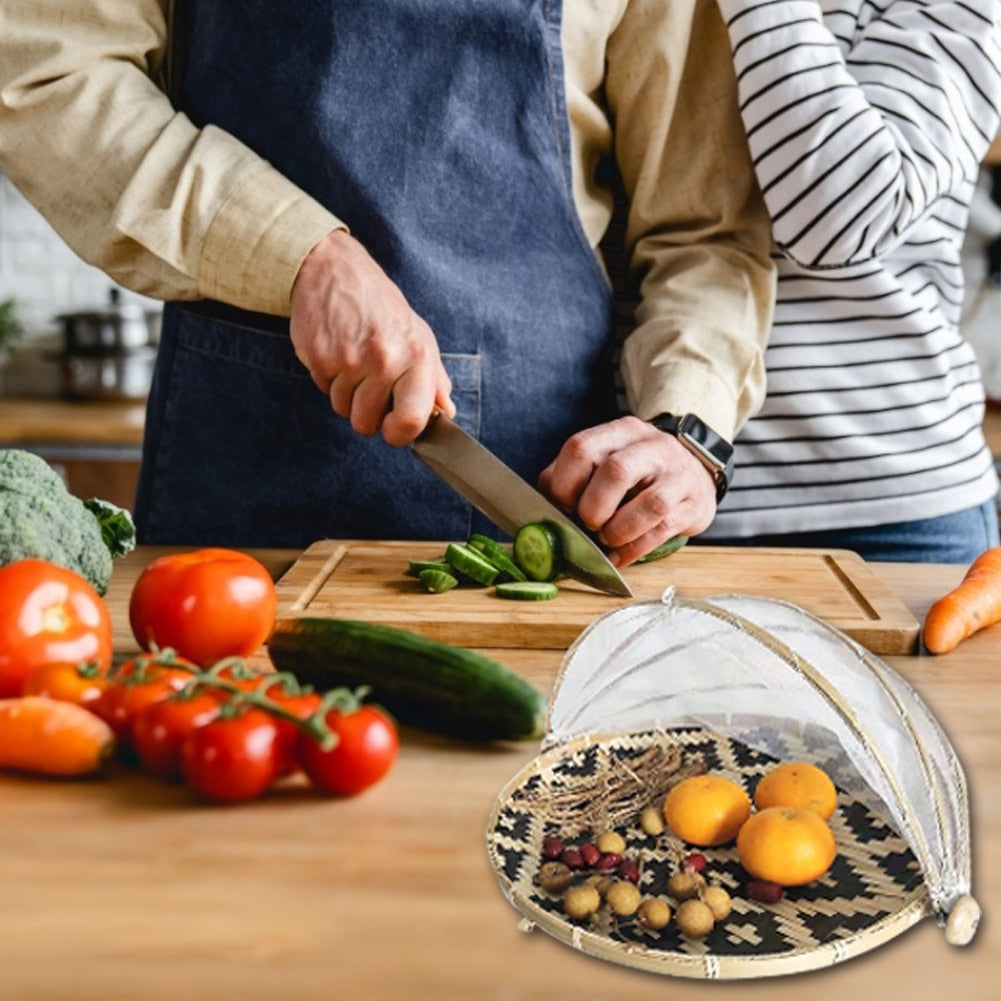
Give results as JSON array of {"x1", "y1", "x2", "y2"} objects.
[{"x1": 704, "y1": 0, "x2": 1001, "y2": 561}]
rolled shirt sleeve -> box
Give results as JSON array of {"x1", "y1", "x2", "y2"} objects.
[
  {"x1": 601, "y1": 0, "x2": 776, "y2": 440},
  {"x1": 0, "y1": 0, "x2": 343, "y2": 314}
]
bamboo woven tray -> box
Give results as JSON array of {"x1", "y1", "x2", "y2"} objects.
[{"x1": 486, "y1": 728, "x2": 930, "y2": 979}]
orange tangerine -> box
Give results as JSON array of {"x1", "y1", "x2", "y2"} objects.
[
  {"x1": 662, "y1": 774, "x2": 751, "y2": 847},
  {"x1": 737, "y1": 806, "x2": 837, "y2": 886},
  {"x1": 753, "y1": 761, "x2": 838, "y2": 820}
]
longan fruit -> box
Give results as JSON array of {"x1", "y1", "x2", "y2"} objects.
[
  {"x1": 675, "y1": 899, "x2": 716, "y2": 939},
  {"x1": 595, "y1": 830, "x2": 626, "y2": 855},
  {"x1": 702, "y1": 885, "x2": 732, "y2": 921},
  {"x1": 640, "y1": 806, "x2": 665, "y2": 836},
  {"x1": 583, "y1": 873, "x2": 613, "y2": 897},
  {"x1": 536, "y1": 861, "x2": 573, "y2": 894},
  {"x1": 666, "y1": 869, "x2": 706, "y2": 901},
  {"x1": 637, "y1": 897, "x2": 672, "y2": 931},
  {"x1": 564, "y1": 884, "x2": 601, "y2": 920},
  {"x1": 605, "y1": 879, "x2": 642, "y2": 917}
]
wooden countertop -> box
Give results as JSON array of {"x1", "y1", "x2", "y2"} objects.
[
  {"x1": 0, "y1": 397, "x2": 145, "y2": 446},
  {"x1": 2, "y1": 549, "x2": 998, "y2": 1001}
]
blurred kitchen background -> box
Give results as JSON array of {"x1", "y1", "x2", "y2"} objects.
[
  {"x1": 0, "y1": 172, "x2": 159, "y2": 505},
  {"x1": 0, "y1": 172, "x2": 162, "y2": 400}
]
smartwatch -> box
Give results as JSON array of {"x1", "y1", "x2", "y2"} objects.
[{"x1": 649, "y1": 413, "x2": 734, "y2": 502}]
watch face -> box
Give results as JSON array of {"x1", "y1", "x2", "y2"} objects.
[
  {"x1": 677, "y1": 415, "x2": 733, "y2": 471},
  {"x1": 684, "y1": 435, "x2": 728, "y2": 474},
  {"x1": 649, "y1": 413, "x2": 734, "y2": 501}
]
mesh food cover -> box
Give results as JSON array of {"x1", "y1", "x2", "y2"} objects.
[{"x1": 487, "y1": 589, "x2": 980, "y2": 979}]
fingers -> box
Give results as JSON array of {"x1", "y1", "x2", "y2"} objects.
[
  {"x1": 327, "y1": 356, "x2": 451, "y2": 444},
  {"x1": 540, "y1": 416, "x2": 718, "y2": 565},
  {"x1": 342, "y1": 374, "x2": 393, "y2": 438},
  {"x1": 433, "y1": 381, "x2": 457, "y2": 419},
  {"x1": 380, "y1": 362, "x2": 453, "y2": 446},
  {"x1": 327, "y1": 370, "x2": 360, "y2": 418},
  {"x1": 540, "y1": 417, "x2": 659, "y2": 527},
  {"x1": 290, "y1": 229, "x2": 454, "y2": 445}
]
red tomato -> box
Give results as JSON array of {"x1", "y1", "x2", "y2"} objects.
[
  {"x1": 296, "y1": 704, "x2": 399, "y2": 796},
  {"x1": 21, "y1": 660, "x2": 108, "y2": 708},
  {"x1": 132, "y1": 689, "x2": 223, "y2": 781},
  {"x1": 269, "y1": 688, "x2": 323, "y2": 774},
  {"x1": 94, "y1": 657, "x2": 194, "y2": 750},
  {"x1": 182, "y1": 708, "x2": 283, "y2": 803},
  {"x1": 211, "y1": 661, "x2": 279, "y2": 694},
  {"x1": 128, "y1": 548, "x2": 277, "y2": 666},
  {"x1": 0, "y1": 559, "x2": 113, "y2": 698}
]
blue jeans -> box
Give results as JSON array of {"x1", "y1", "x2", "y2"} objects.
[{"x1": 700, "y1": 500, "x2": 1000, "y2": 563}]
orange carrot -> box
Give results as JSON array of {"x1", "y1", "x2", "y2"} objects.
[
  {"x1": 0, "y1": 696, "x2": 115, "y2": 777},
  {"x1": 922, "y1": 546, "x2": 1001, "y2": 654}
]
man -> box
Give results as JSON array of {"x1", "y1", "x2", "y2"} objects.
[{"x1": 0, "y1": 0, "x2": 774, "y2": 563}]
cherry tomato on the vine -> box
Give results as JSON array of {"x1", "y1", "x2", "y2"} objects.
[
  {"x1": 132, "y1": 688, "x2": 224, "y2": 781},
  {"x1": 94, "y1": 657, "x2": 195, "y2": 750},
  {"x1": 212, "y1": 661, "x2": 277, "y2": 693},
  {"x1": 268, "y1": 687, "x2": 324, "y2": 775},
  {"x1": 182, "y1": 708, "x2": 283, "y2": 803},
  {"x1": 128, "y1": 548, "x2": 277, "y2": 666},
  {"x1": 297, "y1": 704, "x2": 399, "y2": 796},
  {"x1": 0, "y1": 559, "x2": 112, "y2": 698},
  {"x1": 21, "y1": 660, "x2": 108, "y2": 708}
]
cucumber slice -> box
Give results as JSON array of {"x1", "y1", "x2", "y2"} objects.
[
  {"x1": 495, "y1": 580, "x2": 559, "y2": 601},
  {"x1": 418, "y1": 568, "x2": 459, "y2": 594},
  {"x1": 467, "y1": 533, "x2": 529, "y2": 582},
  {"x1": 637, "y1": 535, "x2": 689, "y2": 563},
  {"x1": 467, "y1": 533, "x2": 491, "y2": 553},
  {"x1": 444, "y1": 542, "x2": 500, "y2": 586},
  {"x1": 513, "y1": 522, "x2": 562, "y2": 582},
  {"x1": 406, "y1": 558, "x2": 452, "y2": 578}
]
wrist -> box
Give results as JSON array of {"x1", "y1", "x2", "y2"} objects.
[{"x1": 648, "y1": 413, "x2": 734, "y2": 502}]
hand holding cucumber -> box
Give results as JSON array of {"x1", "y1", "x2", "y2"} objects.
[{"x1": 537, "y1": 415, "x2": 720, "y2": 567}]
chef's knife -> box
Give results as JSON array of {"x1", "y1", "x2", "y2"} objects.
[{"x1": 411, "y1": 412, "x2": 633, "y2": 597}]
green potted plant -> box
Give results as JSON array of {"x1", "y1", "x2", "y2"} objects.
[
  {"x1": 0, "y1": 298, "x2": 26, "y2": 395},
  {"x1": 0, "y1": 297, "x2": 25, "y2": 354}
]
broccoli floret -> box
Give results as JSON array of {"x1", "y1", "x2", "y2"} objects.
[{"x1": 0, "y1": 448, "x2": 136, "y2": 595}]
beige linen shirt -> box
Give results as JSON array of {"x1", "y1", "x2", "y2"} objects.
[{"x1": 0, "y1": 0, "x2": 774, "y2": 439}]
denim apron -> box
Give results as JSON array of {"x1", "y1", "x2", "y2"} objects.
[{"x1": 137, "y1": 0, "x2": 614, "y2": 546}]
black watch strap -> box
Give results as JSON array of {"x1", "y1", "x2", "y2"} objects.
[{"x1": 649, "y1": 413, "x2": 734, "y2": 502}]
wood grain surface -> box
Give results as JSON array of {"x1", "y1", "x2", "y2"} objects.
[
  {"x1": 0, "y1": 397, "x2": 146, "y2": 445},
  {"x1": 0, "y1": 549, "x2": 996, "y2": 1001},
  {"x1": 275, "y1": 540, "x2": 921, "y2": 655}
]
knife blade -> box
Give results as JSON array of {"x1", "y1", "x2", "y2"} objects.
[{"x1": 411, "y1": 412, "x2": 633, "y2": 597}]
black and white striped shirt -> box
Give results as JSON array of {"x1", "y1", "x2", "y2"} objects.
[{"x1": 704, "y1": 0, "x2": 1001, "y2": 537}]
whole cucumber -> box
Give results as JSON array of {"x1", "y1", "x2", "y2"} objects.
[{"x1": 267, "y1": 617, "x2": 546, "y2": 742}]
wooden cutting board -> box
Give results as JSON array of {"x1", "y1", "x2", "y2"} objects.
[{"x1": 274, "y1": 540, "x2": 920, "y2": 655}]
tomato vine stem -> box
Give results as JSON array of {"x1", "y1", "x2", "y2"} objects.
[{"x1": 108, "y1": 647, "x2": 368, "y2": 750}]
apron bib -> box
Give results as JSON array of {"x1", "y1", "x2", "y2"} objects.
[{"x1": 138, "y1": 0, "x2": 614, "y2": 546}]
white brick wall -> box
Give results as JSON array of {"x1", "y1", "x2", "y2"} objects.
[{"x1": 0, "y1": 173, "x2": 157, "y2": 341}]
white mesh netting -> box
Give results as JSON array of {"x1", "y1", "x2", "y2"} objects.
[{"x1": 544, "y1": 589, "x2": 972, "y2": 921}]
